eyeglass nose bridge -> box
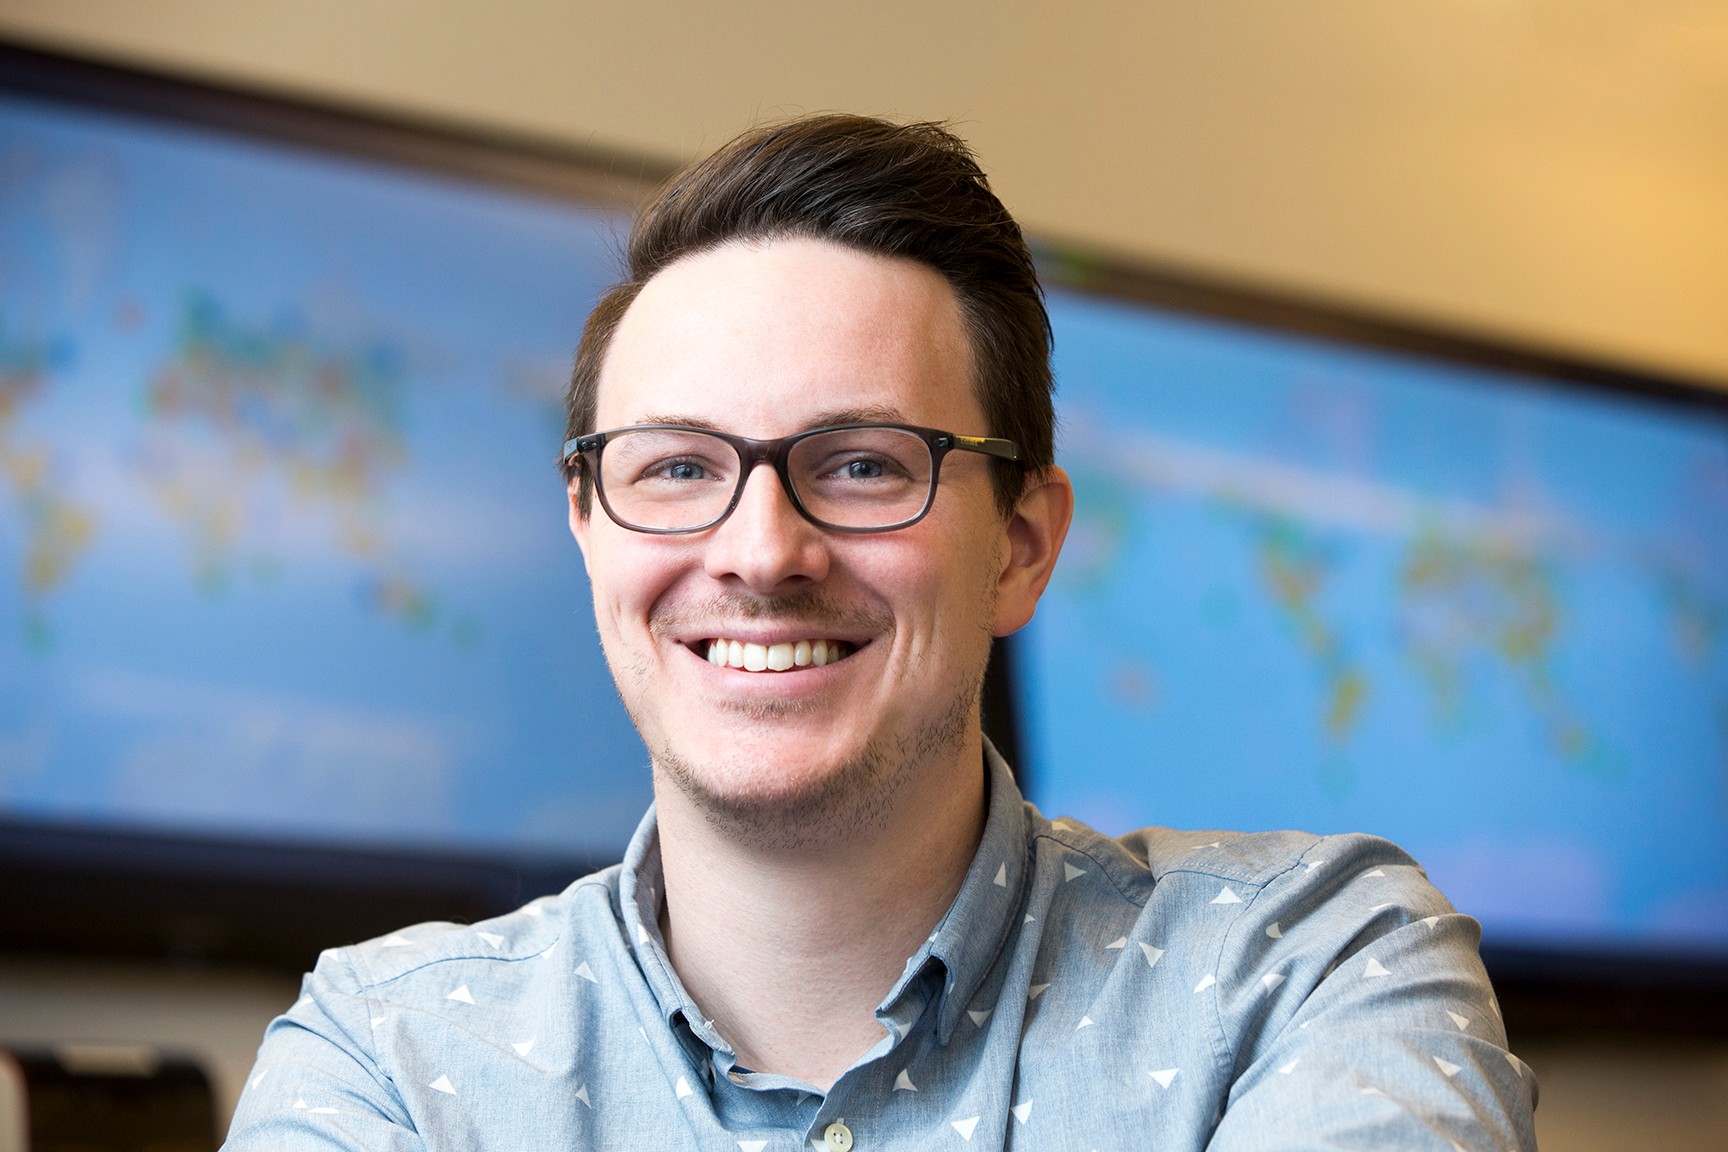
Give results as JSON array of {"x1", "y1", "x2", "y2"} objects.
[{"x1": 722, "y1": 433, "x2": 817, "y2": 528}]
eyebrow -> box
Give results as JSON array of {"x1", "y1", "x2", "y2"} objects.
[{"x1": 625, "y1": 405, "x2": 908, "y2": 433}]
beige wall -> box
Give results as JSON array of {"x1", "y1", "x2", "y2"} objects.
[
  {"x1": 1, "y1": 0, "x2": 1725, "y2": 386},
  {"x1": 3, "y1": 2, "x2": 1727, "y2": 1148}
]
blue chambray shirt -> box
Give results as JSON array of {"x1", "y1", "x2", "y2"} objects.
[{"x1": 225, "y1": 745, "x2": 1537, "y2": 1149}]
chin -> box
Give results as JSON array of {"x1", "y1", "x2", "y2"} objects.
[
  {"x1": 644, "y1": 675, "x2": 982, "y2": 850},
  {"x1": 655, "y1": 736, "x2": 905, "y2": 850}
]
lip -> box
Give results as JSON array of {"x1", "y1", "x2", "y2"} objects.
[{"x1": 680, "y1": 626, "x2": 875, "y2": 647}]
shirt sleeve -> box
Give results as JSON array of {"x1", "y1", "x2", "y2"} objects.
[
  {"x1": 1203, "y1": 834, "x2": 1538, "y2": 1152},
  {"x1": 222, "y1": 949, "x2": 425, "y2": 1151}
]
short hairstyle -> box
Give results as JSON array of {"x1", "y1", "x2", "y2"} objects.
[{"x1": 563, "y1": 113, "x2": 1054, "y2": 517}]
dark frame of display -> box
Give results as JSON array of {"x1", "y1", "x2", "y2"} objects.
[{"x1": 2, "y1": 38, "x2": 1724, "y2": 1039}]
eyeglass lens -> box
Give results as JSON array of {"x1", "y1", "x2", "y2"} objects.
[{"x1": 597, "y1": 426, "x2": 936, "y2": 531}]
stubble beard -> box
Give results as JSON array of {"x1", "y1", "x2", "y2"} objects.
[{"x1": 627, "y1": 589, "x2": 994, "y2": 852}]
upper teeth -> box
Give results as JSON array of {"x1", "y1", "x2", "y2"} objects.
[{"x1": 706, "y1": 638, "x2": 850, "y2": 671}]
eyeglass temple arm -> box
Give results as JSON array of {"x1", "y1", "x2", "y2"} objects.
[{"x1": 947, "y1": 434, "x2": 1023, "y2": 464}]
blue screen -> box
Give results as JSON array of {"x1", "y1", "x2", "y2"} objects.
[
  {"x1": 6, "y1": 90, "x2": 1726, "y2": 962},
  {"x1": 1019, "y1": 290, "x2": 1728, "y2": 957},
  {"x1": 0, "y1": 95, "x2": 651, "y2": 861}
]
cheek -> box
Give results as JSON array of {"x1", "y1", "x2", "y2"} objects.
[
  {"x1": 869, "y1": 518, "x2": 1006, "y2": 642},
  {"x1": 584, "y1": 535, "x2": 677, "y2": 636}
]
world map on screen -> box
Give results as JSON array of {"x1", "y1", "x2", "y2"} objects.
[
  {"x1": 5, "y1": 90, "x2": 1726, "y2": 957},
  {"x1": 0, "y1": 96, "x2": 651, "y2": 858},
  {"x1": 1020, "y1": 292, "x2": 1728, "y2": 954}
]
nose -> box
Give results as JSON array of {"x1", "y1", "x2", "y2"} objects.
[{"x1": 702, "y1": 461, "x2": 830, "y2": 591}]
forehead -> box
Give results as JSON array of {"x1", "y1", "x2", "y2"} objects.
[{"x1": 596, "y1": 237, "x2": 979, "y2": 435}]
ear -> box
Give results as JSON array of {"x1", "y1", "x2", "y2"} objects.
[
  {"x1": 567, "y1": 477, "x2": 593, "y2": 575},
  {"x1": 992, "y1": 465, "x2": 1074, "y2": 637}
]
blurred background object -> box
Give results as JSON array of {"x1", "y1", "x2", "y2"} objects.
[{"x1": 0, "y1": 1043, "x2": 217, "y2": 1152}]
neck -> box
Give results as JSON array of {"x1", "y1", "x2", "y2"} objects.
[{"x1": 652, "y1": 732, "x2": 988, "y2": 1091}]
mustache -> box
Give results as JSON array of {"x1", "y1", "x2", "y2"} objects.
[{"x1": 649, "y1": 591, "x2": 891, "y2": 638}]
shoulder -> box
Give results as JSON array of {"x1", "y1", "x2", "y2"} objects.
[
  {"x1": 1028, "y1": 812, "x2": 1467, "y2": 994},
  {"x1": 310, "y1": 864, "x2": 627, "y2": 1000},
  {"x1": 231, "y1": 864, "x2": 643, "y2": 1144},
  {"x1": 1031, "y1": 806, "x2": 1431, "y2": 909}
]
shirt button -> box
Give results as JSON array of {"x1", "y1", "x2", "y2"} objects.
[{"x1": 824, "y1": 1121, "x2": 854, "y2": 1152}]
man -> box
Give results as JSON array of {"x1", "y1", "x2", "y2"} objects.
[{"x1": 226, "y1": 115, "x2": 1537, "y2": 1150}]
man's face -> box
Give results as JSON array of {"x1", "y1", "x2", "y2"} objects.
[{"x1": 570, "y1": 237, "x2": 1023, "y2": 842}]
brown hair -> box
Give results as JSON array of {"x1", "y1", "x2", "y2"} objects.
[{"x1": 564, "y1": 113, "x2": 1053, "y2": 516}]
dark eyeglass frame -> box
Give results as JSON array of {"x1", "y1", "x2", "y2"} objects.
[{"x1": 561, "y1": 422, "x2": 1024, "y2": 535}]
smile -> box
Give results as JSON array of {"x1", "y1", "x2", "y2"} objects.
[{"x1": 704, "y1": 637, "x2": 857, "y2": 672}]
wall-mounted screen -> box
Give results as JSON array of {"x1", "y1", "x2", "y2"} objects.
[
  {"x1": 0, "y1": 80, "x2": 650, "y2": 866},
  {"x1": 1019, "y1": 289, "x2": 1728, "y2": 963}
]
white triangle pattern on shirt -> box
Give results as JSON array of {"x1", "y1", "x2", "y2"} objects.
[{"x1": 259, "y1": 823, "x2": 1536, "y2": 1148}]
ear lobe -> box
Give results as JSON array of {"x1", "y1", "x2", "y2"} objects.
[
  {"x1": 568, "y1": 481, "x2": 593, "y2": 574},
  {"x1": 992, "y1": 465, "x2": 1074, "y2": 637}
]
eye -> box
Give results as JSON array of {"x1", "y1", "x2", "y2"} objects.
[
  {"x1": 842, "y1": 458, "x2": 886, "y2": 480},
  {"x1": 816, "y1": 453, "x2": 909, "y2": 484},
  {"x1": 656, "y1": 460, "x2": 709, "y2": 481}
]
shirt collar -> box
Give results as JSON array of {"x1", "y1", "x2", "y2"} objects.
[
  {"x1": 616, "y1": 738, "x2": 1030, "y2": 1053},
  {"x1": 618, "y1": 807, "x2": 729, "y2": 1053},
  {"x1": 903, "y1": 738, "x2": 1029, "y2": 1045}
]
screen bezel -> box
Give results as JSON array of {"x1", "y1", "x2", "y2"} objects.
[{"x1": 3, "y1": 38, "x2": 1724, "y2": 1038}]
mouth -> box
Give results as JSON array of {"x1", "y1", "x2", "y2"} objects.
[{"x1": 700, "y1": 637, "x2": 859, "y2": 672}]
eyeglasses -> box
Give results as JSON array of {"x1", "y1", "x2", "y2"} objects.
[{"x1": 562, "y1": 422, "x2": 1023, "y2": 535}]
